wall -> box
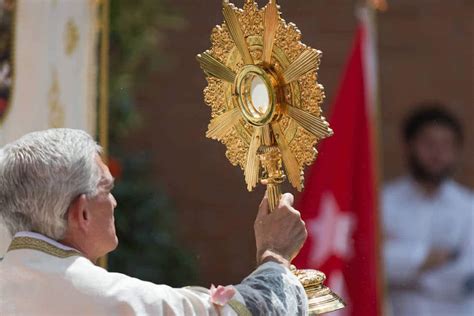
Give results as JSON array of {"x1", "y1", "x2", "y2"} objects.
[{"x1": 378, "y1": 0, "x2": 474, "y2": 185}]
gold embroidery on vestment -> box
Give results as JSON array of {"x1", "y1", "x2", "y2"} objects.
[
  {"x1": 228, "y1": 299, "x2": 251, "y2": 316},
  {"x1": 7, "y1": 237, "x2": 81, "y2": 258}
]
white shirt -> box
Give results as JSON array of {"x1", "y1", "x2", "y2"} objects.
[
  {"x1": 383, "y1": 177, "x2": 474, "y2": 316},
  {"x1": 0, "y1": 232, "x2": 307, "y2": 315}
]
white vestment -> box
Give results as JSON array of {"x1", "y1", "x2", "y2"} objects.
[
  {"x1": 0, "y1": 232, "x2": 307, "y2": 315},
  {"x1": 382, "y1": 177, "x2": 474, "y2": 316}
]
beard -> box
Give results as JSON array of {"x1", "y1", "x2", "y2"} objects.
[{"x1": 408, "y1": 154, "x2": 453, "y2": 186}]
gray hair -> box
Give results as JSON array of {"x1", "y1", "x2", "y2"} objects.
[{"x1": 0, "y1": 129, "x2": 102, "y2": 239}]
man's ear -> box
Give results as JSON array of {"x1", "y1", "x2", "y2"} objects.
[{"x1": 67, "y1": 194, "x2": 89, "y2": 232}]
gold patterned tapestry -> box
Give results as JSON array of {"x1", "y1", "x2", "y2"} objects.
[
  {"x1": 0, "y1": 0, "x2": 99, "y2": 143},
  {"x1": 0, "y1": 0, "x2": 100, "y2": 254}
]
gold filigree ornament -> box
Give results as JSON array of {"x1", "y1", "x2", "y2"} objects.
[
  {"x1": 64, "y1": 18, "x2": 79, "y2": 56},
  {"x1": 197, "y1": 1, "x2": 345, "y2": 314}
]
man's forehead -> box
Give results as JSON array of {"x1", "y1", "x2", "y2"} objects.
[{"x1": 95, "y1": 154, "x2": 114, "y2": 184}]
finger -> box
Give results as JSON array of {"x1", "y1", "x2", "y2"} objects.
[
  {"x1": 257, "y1": 195, "x2": 270, "y2": 218},
  {"x1": 283, "y1": 203, "x2": 302, "y2": 220},
  {"x1": 300, "y1": 222, "x2": 308, "y2": 239},
  {"x1": 301, "y1": 218, "x2": 307, "y2": 228},
  {"x1": 291, "y1": 207, "x2": 302, "y2": 219},
  {"x1": 278, "y1": 193, "x2": 294, "y2": 208},
  {"x1": 259, "y1": 190, "x2": 268, "y2": 207}
]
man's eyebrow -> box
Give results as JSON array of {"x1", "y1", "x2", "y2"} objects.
[{"x1": 101, "y1": 177, "x2": 115, "y2": 189}]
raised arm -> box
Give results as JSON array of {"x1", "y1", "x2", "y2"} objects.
[
  {"x1": 235, "y1": 193, "x2": 308, "y2": 315},
  {"x1": 105, "y1": 193, "x2": 308, "y2": 315}
]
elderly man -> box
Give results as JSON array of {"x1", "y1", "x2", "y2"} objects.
[{"x1": 0, "y1": 128, "x2": 308, "y2": 315}]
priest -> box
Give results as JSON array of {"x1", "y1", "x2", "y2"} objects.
[{"x1": 0, "y1": 128, "x2": 308, "y2": 315}]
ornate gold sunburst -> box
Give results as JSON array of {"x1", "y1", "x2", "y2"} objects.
[
  {"x1": 197, "y1": 1, "x2": 345, "y2": 313},
  {"x1": 197, "y1": 0, "x2": 332, "y2": 209}
]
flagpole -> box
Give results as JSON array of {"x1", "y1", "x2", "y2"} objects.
[
  {"x1": 362, "y1": 1, "x2": 388, "y2": 314},
  {"x1": 99, "y1": 0, "x2": 110, "y2": 162},
  {"x1": 97, "y1": 0, "x2": 110, "y2": 270}
]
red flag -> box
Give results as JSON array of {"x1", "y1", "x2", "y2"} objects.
[{"x1": 294, "y1": 9, "x2": 382, "y2": 316}]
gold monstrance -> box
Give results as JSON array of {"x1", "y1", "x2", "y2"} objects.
[{"x1": 197, "y1": 1, "x2": 345, "y2": 314}]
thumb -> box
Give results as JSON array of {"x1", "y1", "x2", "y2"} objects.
[
  {"x1": 278, "y1": 193, "x2": 294, "y2": 208},
  {"x1": 257, "y1": 195, "x2": 270, "y2": 219}
]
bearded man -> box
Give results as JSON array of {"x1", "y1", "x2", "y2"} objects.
[
  {"x1": 382, "y1": 104, "x2": 474, "y2": 316},
  {"x1": 0, "y1": 128, "x2": 309, "y2": 315}
]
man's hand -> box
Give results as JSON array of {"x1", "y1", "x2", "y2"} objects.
[{"x1": 254, "y1": 193, "x2": 307, "y2": 268}]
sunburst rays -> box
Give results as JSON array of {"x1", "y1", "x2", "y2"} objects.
[
  {"x1": 272, "y1": 122, "x2": 302, "y2": 191},
  {"x1": 222, "y1": 1, "x2": 253, "y2": 65},
  {"x1": 196, "y1": 52, "x2": 236, "y2": 83},
  {"x1": 206, "y1": 107, "x2": 242, "y2": 140},
  {"x1": 198, "y1": 0, "x2": 332, "y2": 193},
  {"x1": 262, "y1": 0, "x2": 279, "y2": 64},
  {"x1": 286, "y1": 105, "x2": 333, "y2": 139},
  {"x1": 282, "y1": 49, "x2": 321, "y2": 84},
  {"x1": 245, "y1": 127, "x2": 262, "y2": 191}
]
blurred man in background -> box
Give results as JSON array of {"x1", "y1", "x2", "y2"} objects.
[{"x1": 383, "y1": 103, "x2": 474, "y2": 316}]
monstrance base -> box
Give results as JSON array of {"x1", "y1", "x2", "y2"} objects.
[{"x1": 291, "y1": 266, "x2": 346, "y2": 315}]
